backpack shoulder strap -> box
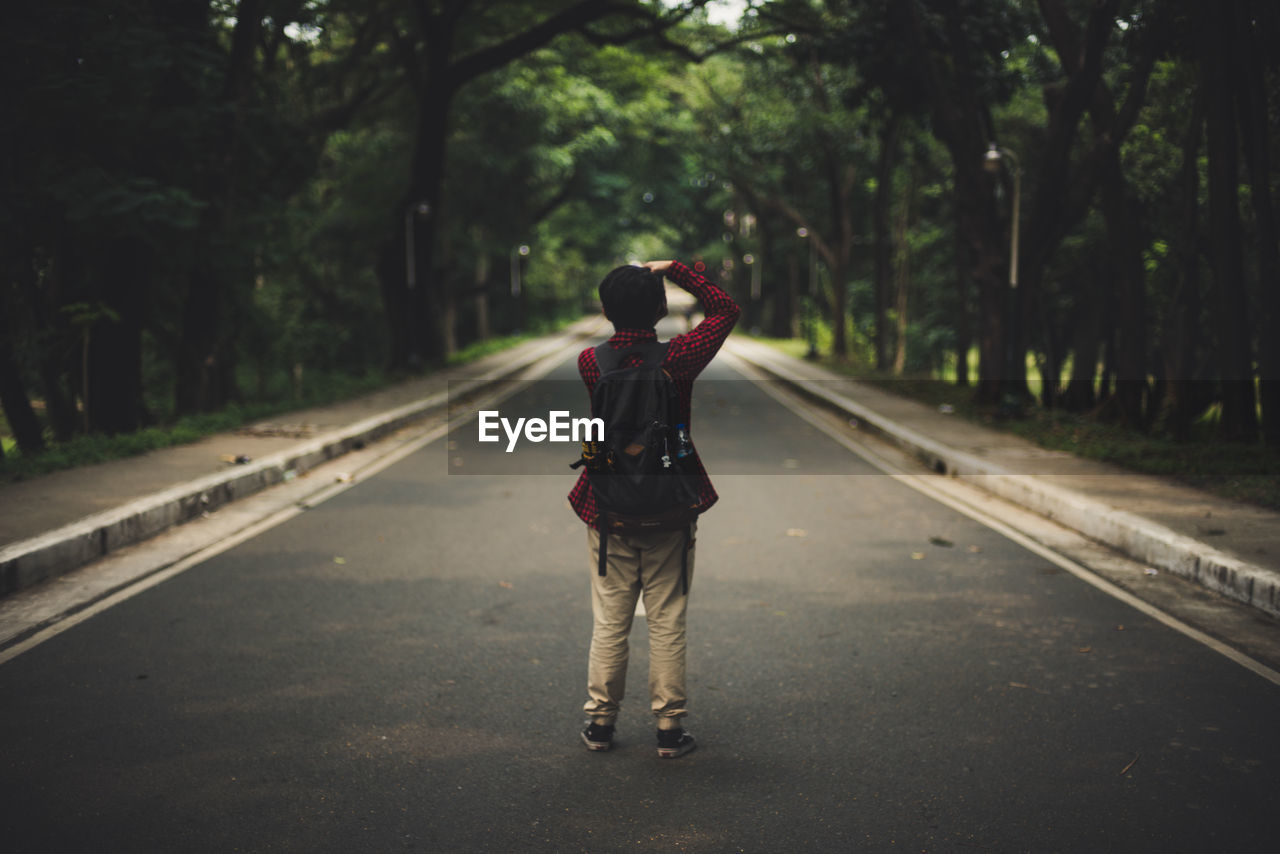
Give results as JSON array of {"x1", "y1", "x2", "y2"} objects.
[
  {"x1": 594, "y1": 341, "x2": 670, "y2": 375},
  {"x1": 643, "y1": 341, "x2": 671, "y2": 369}
]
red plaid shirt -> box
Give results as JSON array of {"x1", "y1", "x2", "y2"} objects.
[{"x1": 568, "y1": 261, "x2": 740, "y2": 528}]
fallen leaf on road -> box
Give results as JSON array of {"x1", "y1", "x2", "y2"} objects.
[
  {"x1": 929, "y1": 536, "x2": 954, "y2": 548},
  {"x1": 968, "y1": 545, "x2": 982, "y2": 553},
  {"x1": 1008, "y1": 681, "x2": 1029, "y2": 689},
  {"x1": 1118, "y1": 754, "x2": 1140, "y2": 776},
  {"x1": 911, "y1": 552, "x2": 925, "y2": 560},
  {"x1": 333, "y1": 556, "x2": 347, "y2": 565},
  {"x1": 786, "y1": 528, "x2": 807, "y2": 537},
  {"x1": 499, "y1": 581, "x2": 514, "y2": 589},
  {"x1": 1077, "y1": 646, "x2": 1093, "y2": 654}
]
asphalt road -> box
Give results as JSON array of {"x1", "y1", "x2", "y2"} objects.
[{"x1": 3, "y1": 336, "x2": 1279, "y2": 853}]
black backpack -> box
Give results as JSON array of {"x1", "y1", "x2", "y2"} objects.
[{"x1": 571, "y1": 341, "x2": 699, "y2": 592}]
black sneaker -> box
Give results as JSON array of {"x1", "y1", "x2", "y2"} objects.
[
  {"x1": 581, "y1": 722, "x2": 615, "y2": 751},
  {"x1": 656, "y1": 728, "x2": 696, "y2": 758}
]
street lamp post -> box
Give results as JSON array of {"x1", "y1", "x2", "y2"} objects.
[
  {"x1": 510, "y1": 244, "x2": 530, "y2": 297},
  {"x1": 744, "y1": 253, "x2": 761, "y2": 299},
  {"x1": 983, "y1": 143, "x2": 1022, "y2": 413},
  {"x1": 743, "y1": 253, "x2": 761, "y2": 335},
  {"x1": 511, "y1": 244, "x2": 530, "y2": 331}
]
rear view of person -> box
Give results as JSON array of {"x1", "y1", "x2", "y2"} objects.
[{"x1": 568, "y1": 259, "x2": 739, "y2": 758}]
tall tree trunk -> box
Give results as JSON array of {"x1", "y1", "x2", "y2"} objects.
[
  {"x1": 1237, "y1": 0, "x2": 1280, "y2": 444},
  {"x1": 954, "y1": 165, "x2": 1006, "y2": 403},
  {"x1": 783, "y1": 249, "x2": 800, "y2": 339},
  {"x1": 1034, "y1": 0, "x2": 1157, "y2": 419},
  {"x1": 873, "y1": 113, "x2": 902, "y2": 371},
  {"x1": 175, "y1": 241, "x2": 228, "y2": 413},
  {"x1": 441, "y1": 286, "x2": 459, "y2": 358},
  {"x1": 893, "y1": 260, "x2": 909, "y2": 375},
  {"x1": 1200, "y1": 0, "x2": 1258, "y2": 441},
  {"x1": 953, "y1": 205, "x2": 971, "y2": 387},
  {"x1": 474, "y1": 251, "x2": 491, "y2": 342},
  {"x1": 14, "y1": 245, "x2": 76, "y2": 441},
  {"x1": 1096, "y1": 151, "x2": 1149, "y2": 427},
  {"x1": 893, "y1": 0, "x2": 1012, "y2": 403},
  {"x1": 824, "y1": 159, "x2": 855, "y2": 359},
  {"x1": 1036, "y1": 305, "x2": 1065, "y2": 409},
  {"x1": 36, "y1": 355, "x2": 76, "y2": 443},
  {"x1": 0, "y1": 332, "x2": 44, "y2": 455},
  {"x1": 1061, "y1": 314, "x2": 1099, "y2": 412},
  {"x1": 760, "y1": 218, "x2": 785, "y2": 338},
  {"x1": 173, "y1": 1, "x2": 259, "y2": 414},
  {"x1": 892, "y1": 161, "x2": 914, "y2": 375},
  {"x1": 1098, "y1": 325, "x2": 1115, "y2": 405},
  {"x1": 1023, "y1": 0, "x2": 1121, "y2": 408},
  {"x1": 379, "y1": 84, "x2": 454, "y2": 368},
  {"x1": 89, "y1": 237, "x2": 148, "y2": 434},
  {"x1": 1162, "y1": 93, "x2": 1206, "y2": 441}
]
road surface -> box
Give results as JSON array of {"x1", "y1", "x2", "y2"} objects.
[{"x1": 3, "y1": 333, "x2": 1278, "y2": 852}]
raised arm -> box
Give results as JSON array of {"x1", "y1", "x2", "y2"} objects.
[{"x1": 646, "y1": 260, "x2": 740, "y2": 378}]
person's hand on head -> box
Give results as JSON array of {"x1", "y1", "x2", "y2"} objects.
[{"x1": 641, "y1": 260, "x2": 674, "y2": 274}]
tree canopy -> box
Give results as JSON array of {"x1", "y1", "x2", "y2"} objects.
[{"x1": 3, "y1": 0, "x2": 1278, "y2": 459}]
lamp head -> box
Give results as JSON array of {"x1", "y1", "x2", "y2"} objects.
[{"x1": 983, "y1": 143, "x2": 1002, "y2": 173}]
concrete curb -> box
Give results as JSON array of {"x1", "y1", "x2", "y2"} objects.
[
  {"x1": 0, "y1": 319, "x2": 604, "y2": 597},
  {"x1": 727, "y1": 338, "x2": 1280, "y2": 620}
]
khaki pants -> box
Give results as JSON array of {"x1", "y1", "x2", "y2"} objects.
[{"x1": 585, "y1": 522, "x2": 696, "y2": 730}]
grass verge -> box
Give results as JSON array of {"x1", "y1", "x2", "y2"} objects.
[
  {"x1": 753, "y1": 336, "x2": 1280, "y2": 512},
  {"x1": 0, "y1": 317, "x2": 581, "y2": 485}
]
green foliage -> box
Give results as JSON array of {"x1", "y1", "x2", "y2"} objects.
[{"x1": 4, "y1": 0, "x2": 1278, "y2": 489}]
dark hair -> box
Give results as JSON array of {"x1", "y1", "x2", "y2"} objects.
[{"x1": 598, "y1": 265, "x2": 664, "y2": 330}]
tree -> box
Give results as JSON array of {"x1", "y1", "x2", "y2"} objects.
[
  {"x1": 1198, "y1": 0, "x2": 1258, "y2": 441},
  {"x1": 1024, "y1": 0, "x2": 1161, "y2": 424},
  {"x1": 687, "y1": 9, "x2": 876, "y2": 359},
  {"x1": 357, "y1": 0, "x2": 714, "y2": 368},
  {"x1": 1233, "y1": 0, "x2": 1280, "y2": 445}
]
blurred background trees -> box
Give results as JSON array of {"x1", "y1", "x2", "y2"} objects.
[{"x1": 2, "y1": 0, "x2": 1278, "y2": 458}]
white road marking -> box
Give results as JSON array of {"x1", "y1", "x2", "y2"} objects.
[
  {"x1": 0, "y1": 339, "x2": 582, "y2": 665},
  {"x1": 15, "y1": 336, "x2": 1276, "y2": 692},
  {"x1": 719, "y1": 349, "x2": 1280, "y2": 688}
]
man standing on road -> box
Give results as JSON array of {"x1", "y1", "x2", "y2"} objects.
[{"x1": 569, "y1": 259, "x2": 740, "y2": 758}]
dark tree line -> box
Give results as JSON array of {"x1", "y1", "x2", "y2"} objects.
[
  {"x1": 3, "y1": 0, "x2": 1279, "y2": 462},
  {"x1": 0, "y1": 1, "x2": 718, "y2": 458},
  {"x1": 691, "y1": 0, "x2": 1279, "y2": 444}
]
